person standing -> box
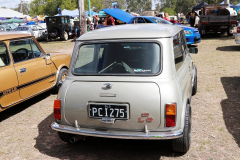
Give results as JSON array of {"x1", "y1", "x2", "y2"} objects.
[
  {"x1": 188, "y1": 9, "x2": 199, "y2": 27},
  {"x1": 178, "y1": 12, "x2": 181, "y2": 21},
  {"x1": 164, "y1": 12, "x2": 170, "y2": 21},
  {"x1": 93, "y1": 15, "x2": 99, "y2": 29},
  {"x1": 104, "y1": 14, "x2": 115, "y2": 26}
]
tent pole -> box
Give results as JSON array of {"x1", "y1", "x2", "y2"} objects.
[{"x1": 88, "y1": 0, "x2": 91, "y2": 17}]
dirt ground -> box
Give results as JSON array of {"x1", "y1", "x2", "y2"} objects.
[{"x1": 1, "y1": 31, "x2": 240, "y2": 160}]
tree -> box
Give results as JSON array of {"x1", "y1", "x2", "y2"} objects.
[
  {"x1": 30, "y1": 0, "x2": 78, "y2": 16},
  {"x1": 84, "y1": 0, "x2": 103, "y2": 12},
  {"x1": 13, "y1": 1, "x2": 30, "y2": 15},
  {"x1": 101, "y1": 0, "x2": 127, "y2": 9},
  {"x1": 1, "y1": 6, "x2": 7, "y2": 9},
  {"x1": 78, "y1": 0, "x2": 87, "y2": 35},
  {"x1": 126, "y1": 0, "x2": 152, "y2": 14}
]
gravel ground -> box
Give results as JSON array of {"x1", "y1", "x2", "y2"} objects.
[{"x1": 0, "y1": 31, "x2": 240, "y2": 160}]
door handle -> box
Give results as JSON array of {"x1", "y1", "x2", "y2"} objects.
[{"x1": 19, "y1": 68, "x2": 27, "y2": 73}]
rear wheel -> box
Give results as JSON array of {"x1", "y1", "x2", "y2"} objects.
[
  {"x1": 63, "y1": 31, "x2": 68, "y2": 41},
  {"x1": 172, "y1": 104, "x2": 191, "y2": 153},
  {"x1": 227, "y1": 30, "x2": 233, "y2": 36},
  {"x1": 54, "y1": 68, "x2": 68, "y2": 92}
]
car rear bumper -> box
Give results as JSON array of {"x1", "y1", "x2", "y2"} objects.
[
  {"x1": 51, "y1": 122, "x2": 183, "y2": 140},
  {"x1": 235, "y1": 33, "x2": 240, "y2": 44}
]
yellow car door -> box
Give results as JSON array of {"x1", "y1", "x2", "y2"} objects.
[
  {"x1": 0, "y1": 42, "x2": 21, "y2": 108},
  {"x1": 9, "y1": 38, "x2": 55, "y2": 99}
]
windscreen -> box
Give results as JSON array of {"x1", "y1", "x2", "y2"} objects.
[
  {"x1": 74, "y1": 42, "x2": 160, "y2": 75},
  {"x1": 13, "y1": 27, "x2": 29, "y2": 31}
]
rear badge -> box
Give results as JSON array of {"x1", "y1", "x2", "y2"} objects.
[{"x1": 100, "y1": 93, "x2": 117, "y2": 97}]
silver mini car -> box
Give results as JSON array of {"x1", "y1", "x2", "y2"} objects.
[{"x1": 51, "y1": 24, "x2": 198, "y2": 153}]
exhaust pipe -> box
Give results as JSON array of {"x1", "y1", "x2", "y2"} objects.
[{"x1": 70, "y1": 135, "x2": 84, "y2": 143}]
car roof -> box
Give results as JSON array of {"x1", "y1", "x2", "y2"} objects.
[
  {"x1": 0, "y1": 32, "x2": 33, "y2": 41},
  {"x1": 78, "y1": 23, "x2": 182, "y2": 41}
]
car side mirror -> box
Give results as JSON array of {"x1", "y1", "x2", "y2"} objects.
[
  {"x1": 43, "y1": 53, "x2": 51, "y2": 59},
  {"x1": 189, "y1": 47, "x2": 198, "y2": 54}
]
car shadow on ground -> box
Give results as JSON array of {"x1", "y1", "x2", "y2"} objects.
[
  {"x1": 221, "y1": 77, "x2": 240, "y2": 147},
  {"x1": 201, "y1": 33, "x2": 235, "y2": 40},
  {"x1": 0, "y1": 91, "x2": 52, "y2": 122},
  {"x1": 34, "y1": 114, "x2": 185, "y2": 159},
  {"x1": 216, "y1": 45, "x2": 240, "y2": 52}
]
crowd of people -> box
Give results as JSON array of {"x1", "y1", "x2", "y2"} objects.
[{"x1": 85, "y1": 9, "x2": 200, "y2": 33}]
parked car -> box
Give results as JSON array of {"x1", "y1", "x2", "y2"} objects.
[
  {"x1": 0, "y1": 25, "x2": 12, "y2": 32},
  {"x1": 51, "y1": 24, "x2": 198, "y2": 153},
  {"x1": 13, "y1": 25, "x2": 47, "y2": 41},
  {"x1": 45, "y1": 16, "x2": 73, "y2": 41},
  {"x1": 0, "y1": 33, "x2": 71, "y2": 112},
  {"x1": 128, "y1": 16, "x2": 201, "y2": 45},
  {"x1": 235, "y1": 24, "x2": 240, "y2": 44},
  {"x1": 101, "y1": 9, "x2": 201, "y2": 45}
]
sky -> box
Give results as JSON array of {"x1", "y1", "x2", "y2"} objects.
[
  {"x1": 0, "y1": 0, "x2": 157, "y2": 10},
  {"x1": 0, "y1": 0, "x2": 31, "y2": 8}
]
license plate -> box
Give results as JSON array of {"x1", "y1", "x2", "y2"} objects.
[
  {"x1": 89, "y1": 103, "x2": 128, "y2": 119},
  {"x1": 220, "y1": 26, "x2": 228, "y2": 28}
]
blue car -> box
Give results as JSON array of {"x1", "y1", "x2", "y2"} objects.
[
  {"x1": 101, "y1": 9, "x2": 201, "y2": 45},
  {"x1": 128, "y1": 16, "x2": 201, "y2": 45}
]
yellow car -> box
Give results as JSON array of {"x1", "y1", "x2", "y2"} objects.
[{"x1": 0, "y1": 33, "x2": 71, "y2": 112}]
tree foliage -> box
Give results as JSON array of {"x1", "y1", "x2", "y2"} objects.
[
  {"x1": 30, "y1": 0, "x2": 78, "y2": 16},
  {"x1": 84, "y1": 0, "x2": 103, "y2": 12},
  {"x1": 126, "y1": 0, "x2": 152, "y2": 14},
  {"x1": 13, "y1": 1, "x2": 30, "y2": 15},
  {"x1": 101, "y1": 0, "x2": 127, "y2": 9}
]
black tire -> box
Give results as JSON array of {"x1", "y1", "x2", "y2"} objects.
[
  {"x1": 172, "y1": 104, "x2": 192, "y2": 153},
  {"x1": 227, "y1": 30, "x2": 233, "y2": 36},
  {"x1": 192, "y1": 66, "x2": 197, "y2": 96},
  {"x1": 62, "y1": 31, "x2": 68, "y2": 41},
  {"x1": 54, "y1": 68, "x2": 68, "y2": 92},
  {"x1": 58, "y1": 131, "x2": 74, "y2": 143}
]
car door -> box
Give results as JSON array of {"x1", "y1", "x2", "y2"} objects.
[
  {"x1": 173, "y1": 31, "x2": 192, "y2": 102},
  {"x1": 9, "y1": 38, "x2": 55, "y2": 99},
  {"x1": 0, "y1": 42, "x2": 21, "y2": 108}
]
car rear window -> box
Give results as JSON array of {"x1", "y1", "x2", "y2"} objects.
[{"x1": 73, "y1": 42, "x2": 161, "y2": 75}]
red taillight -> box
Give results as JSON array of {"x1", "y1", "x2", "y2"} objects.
[
  {"x1": 238, "y1": 27, "x2": 240, "y2": 33},
  {"x1": 231, "y1": 21, "x2": 236, "y2": 24},
  {"x1": 54, "y1": 99, "x2": 61, "y2": 120},
  {"x1": 202, "y1": 22, "x2": 208, "y2": 25},
  {"x1": 166, "y1": 103, "x2": 176, "y2": 127}
]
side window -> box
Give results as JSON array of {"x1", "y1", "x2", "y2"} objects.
[
  {"x1": 0, "y1": 42, "x2": 10, "y2": 67},
  {"x1": 173, "y1": 32, "x2": 185, "y2": 71},
  {"x1": 30, "y1": 39, "x2": 44, "y2": 58},
  {"x1": 138, "y1": 18, "x2": 146, "y2": 23},
  {"x1": 131, "y1": 18, "x2": 138, "y2": 24},
  {"x1": 10, "y1": 39, "x2": 34, "y2": 63},
  {"x1": 32, "y1": 26, "x2": 38, "y2": 31},
  {"x1": 180, "y1": 30, "x2": 187, "y2": 52},
  {"x1": 65, "y1": 17, "x2": 68, "y2": 23},
  {"x1": 62, "y1": 17, "x2": 64, "y2": 23},
  {"x1": 144, "y1": 18, "x2": 152, "y2": 23}
]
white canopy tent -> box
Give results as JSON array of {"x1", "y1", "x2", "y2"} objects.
[{"x1": 0, "y1": 9, "x2": 25, "y2": 18}]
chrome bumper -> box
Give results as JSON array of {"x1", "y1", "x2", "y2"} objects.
[
  {"x1": 235, "y1": 33, "x2": 240, "y2": 44},
  {"x1": 51, "y1": 122, "x2": 183, "y2": 140}
]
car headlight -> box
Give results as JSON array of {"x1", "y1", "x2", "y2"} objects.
[{"x1": 184, "y1": 30, "x2": 192, "y2": 34}]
